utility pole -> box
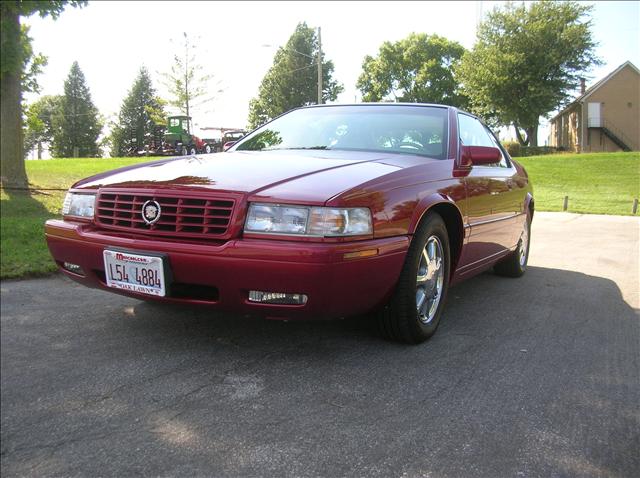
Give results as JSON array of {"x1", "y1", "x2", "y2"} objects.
[
  {"x1": 184, "y1": 32, "x2": 190, "y2": 120},
  {"x1": 317, "y1": 26, "x2": 322, "y2": 105}
]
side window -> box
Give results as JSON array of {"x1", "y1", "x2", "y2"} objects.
[
  {"x1": 458, "y1": 114, "x2": 509, "y2": 167},
  {"x1": 458, "y1": 114, "x2": 494, "y2": 147},
  {"x1": 484, "y1": 126, "x2": 510, "y2": 168}
]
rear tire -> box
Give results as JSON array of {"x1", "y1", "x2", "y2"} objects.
[
  {"x1": 378, "y1": 212, "x2": 451, "y2": 344},
  {"x1": 205, "y1": 144, "x2": 212, "y2": 154},
  {"x1": 494, "y1": 213, "x2": 531, "y2": 278}
]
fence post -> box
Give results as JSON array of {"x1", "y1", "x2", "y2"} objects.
[
  {"x1": 633, "y1": 198, "x2": 638, "y2": 215},
  {"x1": 563, "y1": 196, "x2": 569, "y2": 212}
]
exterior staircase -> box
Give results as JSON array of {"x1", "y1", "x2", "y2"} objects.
[{"x1": 588, "y1": 118, "x2": 634, "y2": 151}]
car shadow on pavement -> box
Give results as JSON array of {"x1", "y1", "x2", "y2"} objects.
[
  {"x1": 125, "y1": 265, "x2": 637, "y2": 349},
  {"x1": 1, "y1": 266, "x2": 638, "y2": 477}
]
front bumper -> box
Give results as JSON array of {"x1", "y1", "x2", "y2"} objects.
[{"x1": 45, "y1": 220, "x2": 409, "y2": 320}]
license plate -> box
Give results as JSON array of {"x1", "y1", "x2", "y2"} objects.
[{"x1": 103, "y1": 250, "x2": 166, "y2": 297}]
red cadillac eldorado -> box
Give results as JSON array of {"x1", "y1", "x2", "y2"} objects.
[{"x1": 45, "y1": 104, "x2": 533, "y2": 343}]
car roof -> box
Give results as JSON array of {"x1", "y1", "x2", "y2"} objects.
[
  {"x1": 302, "y1": 102, "x2": 451, "y2": 109},
  {"x1": 298, "y1": 102, "x2": 477, "y2": 121}
]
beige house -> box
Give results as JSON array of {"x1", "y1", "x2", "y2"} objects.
[{"x1": 549, "y1": 61, "x2": 639, "y2": 152}]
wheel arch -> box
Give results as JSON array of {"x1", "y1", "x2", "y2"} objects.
[
  {"x1": 410, "y1": 196, "x2": 464, "y2": 277},
  {"x1": 525, "y1": 192, "x2": 534, "y2": 218}
]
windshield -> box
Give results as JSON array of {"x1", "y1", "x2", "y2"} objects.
[{"x1": 234, "y1": 105, "x2": 449, "y2": 159}]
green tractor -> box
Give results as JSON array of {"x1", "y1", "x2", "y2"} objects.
[
  {"x1": 163, "y1": 115, "x2": 195, "y2": 155},
  {"x1": 162, "y1": 115, "x2": 218, "y2": 155}
]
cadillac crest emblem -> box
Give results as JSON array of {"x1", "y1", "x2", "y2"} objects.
[{"x1": 142, "y1": 200, "x2": 161, "y2": 225}]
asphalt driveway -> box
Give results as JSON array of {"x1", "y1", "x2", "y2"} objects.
[{"x1": 1, "y1": 212, "x2": 638, "y2": 477}]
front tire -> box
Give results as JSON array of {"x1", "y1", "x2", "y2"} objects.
[
  {"x1": 205, "y1": 144, "x2": 212, "y2": 154},
  {"x1": 378, "y1": 212, "x2": 451, "y2": 344}
]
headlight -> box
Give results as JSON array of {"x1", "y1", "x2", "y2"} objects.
[
  {"x1": 244, "y1": 203, "x2": 372, "y2": 237},
  {"x1": 62, "y1": 192, "x2": 96, "y2": 218},
  {"x1": 308, "y1": 207, "x2": 372, "y2": 236}
]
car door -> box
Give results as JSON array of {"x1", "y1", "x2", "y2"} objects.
[{"x1": 457, "y1": 113, "x2": 522, "y2": 272}]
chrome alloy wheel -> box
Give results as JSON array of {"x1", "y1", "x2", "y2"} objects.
[
  {"x1": 416, "y1": 235, "x2": 444, "y2": 324},
  {"x1": 519, "y1": 224, "x2": 529, "y2": 267}
]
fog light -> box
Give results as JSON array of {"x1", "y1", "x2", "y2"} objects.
[
  {"x1": 63, "y1": 262, "x2": 84, "y2": 275},
  {"x1": 248, "y1": 290, "x2": 308, "y2": 305}
]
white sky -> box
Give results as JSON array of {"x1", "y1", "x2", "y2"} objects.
[{"x1": 24, "y1": 0, "x2": 640, "y2": 146}]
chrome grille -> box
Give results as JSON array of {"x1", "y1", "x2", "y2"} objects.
[{"x1": 95, "y1": 191, "x2": 235, "y2": 238}]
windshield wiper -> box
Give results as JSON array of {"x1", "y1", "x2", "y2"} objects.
[{"x1": 263, "y1": 146, "x2": 331, "y2": 151}]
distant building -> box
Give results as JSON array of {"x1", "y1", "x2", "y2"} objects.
[{"x1": 549, "y1": 61, "x2": 639, "y2": 152}]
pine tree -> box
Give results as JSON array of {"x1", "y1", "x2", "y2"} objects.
[
  {"x1": 52, "y1": 61, "x2": 102, "y2": 157},
  {"x1": 111, "y1": 67, "x2": 165, "y2": 156},
  {"x1": 247, "y1": 22, "x2": 343, "y2": 129}
]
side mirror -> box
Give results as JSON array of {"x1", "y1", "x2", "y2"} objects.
[
  {"x1": 461, "y1": 145, "x2": 502, "y2": 166},
  {"x1": 223, "y1": 141, "x2": 236, "y2": 151}
]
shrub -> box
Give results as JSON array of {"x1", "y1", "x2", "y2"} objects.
[
  {"x1": 502, "y1": 142, "x2": 559, "y2": 157},
  {"x1": 519, "y1": 146, "x2": 559, "y2": 157},
  {"x1": 503, "y1": 141, "x2": 521, "y2": 157}
]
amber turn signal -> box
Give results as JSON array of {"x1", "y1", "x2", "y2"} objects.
[{"x1": 343, "y1": 249, "x2": 379, "y2": 260}]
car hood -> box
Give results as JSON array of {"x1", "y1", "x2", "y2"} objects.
[{"x1": 75, "y1": 150, "x2": 442, "y2": 203}]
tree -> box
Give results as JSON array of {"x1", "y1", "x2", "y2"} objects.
[
  {"x1": 20, "y1": 23, "x2": 51, "y2": 160},
  {"x1": 52, "y1": 61, "x2": 102, "y2": 158},
  {"x1": 356, "y1": 33, "x2": 467, "y2": 107},
  {"x1": 0, "y1": 0, "x2": 86, "y2": 188},
  {"x1": 24, "y1": 95, "x2": 63, "y2": 159},
  {"x1": 457, "y1": 1, "x2": 600, "y2": 146},
  {"x1": 111, "y1": 67, "x2": 165, "y2": 157},
  {"x1": 20, "y1": 24, "x2": 48, "y2": 95},
  {"x1": 247, "y1": 22, "x2": 343, "y2": 129},
  {"x1": 161, "y1": 32, "x2": 219, "y2": 119}
]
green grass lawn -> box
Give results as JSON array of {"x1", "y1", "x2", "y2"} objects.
[
  {"x1": 1, "y1": 157, "x2": 161, "y2": 279},
  {"x1": 517, "y1": 152, "x2": 639, "y2": 215},
  {"x1": 1, "y1": 152, "x2": 638, "y2": 279}
]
